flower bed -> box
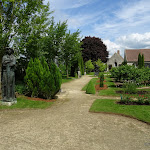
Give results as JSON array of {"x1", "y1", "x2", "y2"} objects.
[{"x1": 118, "y1": 94, "x2": 150, "y2": 105}]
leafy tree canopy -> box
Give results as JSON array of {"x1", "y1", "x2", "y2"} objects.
[
  {"x1": 85, "y1": 59, "x2": 94, "y2": 73},
  {"x1": 81, "y1": 36, "x2": 108, "y2": 63},
  {"x1": 95, "y1": 59, "x2": 106, "y2": 72}
]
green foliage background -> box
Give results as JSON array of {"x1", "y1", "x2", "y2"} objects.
[{"x1": 110, "y1": 65, "x2": 150, "y2": 85}]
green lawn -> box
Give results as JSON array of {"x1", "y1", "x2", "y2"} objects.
[
  {"x1": 0, "y1": 97, "x2": 53, "y2": 109},
  {"x1": 82, "y1": 78, "x2": 98, "y2": 91},
  {"x1": 62, "y1": 76, "x2": 77, "y2": 83},
  {"x1": 90, "y1": 99, "x2": 150, "y2": 124},
  {"x1": 86, "y1": 72, "x2": 95, "y2": 75},
  {"x1": 99, "y1": 75, "x2": 121, "y2": 96}
]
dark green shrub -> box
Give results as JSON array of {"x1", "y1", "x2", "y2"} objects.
[
  {"x1": 123, "y1": 81, "x2": 137, "y2": 94},
  {"x1": 49, "y1": 62, "x2": 62, "y2": 97},
  {"x1": 24, "y1": 58, "x2": 62, "y2": 99},
  {"x1": 15, "y1": 84, "x2": 27, "y2": 95},
  {"x1": 145, "y1": 96, "x2": 150, "y2": 105},
  {"x1": 99, "y1": 72, "x2": 104, "y2": 87},
  {"x1": 86, "y1": 80, "x2": 96, "y2": 94}
]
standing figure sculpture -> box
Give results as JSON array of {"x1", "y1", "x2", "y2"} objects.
[{"x1": 2, "y1": 47, "x2": 16, "y2": 102}]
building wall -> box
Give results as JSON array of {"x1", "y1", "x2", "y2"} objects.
[
  {"x1": 107, "y1": 52, "x2": 124, "y2": 71},
  {"x1": 127, "y1": 62, "x2": 150, "y2": 67}
]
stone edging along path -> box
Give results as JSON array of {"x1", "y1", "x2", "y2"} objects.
[{"x1": 0, "y1": 75, "x2": 150, "y2": 150}]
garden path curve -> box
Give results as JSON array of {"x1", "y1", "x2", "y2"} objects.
[{"x1": 0, "y1": 75, "x2": 150, "y2": 150}]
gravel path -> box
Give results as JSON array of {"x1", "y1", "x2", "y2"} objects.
[{"x1": 0, "y1": 75, "x2": 150, "y2": 150}]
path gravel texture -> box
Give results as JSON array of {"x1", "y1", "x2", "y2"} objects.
[{"x1": 0, "y1": 75, "x2": 150, "y2": 150}]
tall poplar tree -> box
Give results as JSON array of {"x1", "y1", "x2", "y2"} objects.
[
  {"x1": 142, "y1": 54, "x2": 144, "y2": 68},
  {"x1": 138, "y1": 53, "x2": 142, "y2": 69}
]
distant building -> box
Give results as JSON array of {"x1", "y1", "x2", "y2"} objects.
[
  {"x1": 124, "y1": 49, "x2": 150, "y2": 67},
  {"x1": 107, "y1": 50, "x2": 124, "y2": 71}
]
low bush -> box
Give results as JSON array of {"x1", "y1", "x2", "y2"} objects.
[
  {"x1": 15, "y1": 83, "x2": 27, "y2": 95},
  {"x1": 123, "y1": 81, "x2": 137, "y2": 94},
  {"x1": 86, "y1": 80, "x2": 96, "y2": 94}
]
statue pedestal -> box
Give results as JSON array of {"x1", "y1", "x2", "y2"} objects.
[{"x1": 0, "y1": 99, "x2": 17, "y2": 106}]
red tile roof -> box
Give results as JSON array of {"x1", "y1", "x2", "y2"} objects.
[{"x1": 125, "y1": 49, "x2": 150, "y2": 62}]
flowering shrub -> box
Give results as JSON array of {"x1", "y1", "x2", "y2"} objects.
[
  {"x1": 119, "y1": 94, "x2": 133, "y2": 104},
  {"x1": 118, "y1": 94, "x2": 150, "y2": 105}
]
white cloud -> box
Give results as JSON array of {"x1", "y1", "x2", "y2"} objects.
[
  {"x1": 67, "y1": 12, "x2": 101, "y2": 30},
  {"x1": 117, "y1": 32, "x2": 150, "y2": 49},
  {"x1": 116, "y1": 0, "x2": 150, "y2": 20},
  {"x1": 104, "y1": 32, "x2": 150, "y2": 58},
  {"x1": 44, "y1": 0, "x2": 98, "y2": 30},
  {"x1": 93, "y1": 0, "x2": 150, "y2": 39},
  {"x1": 103, "y1": 40, "x2": 123, "y2": 58}
]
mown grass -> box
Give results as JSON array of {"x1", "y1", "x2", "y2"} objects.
[
  {"x1": 98, "y1": 75, "x2": 122, "y2": 96},
  {"x1": 82, "y1": 74, "x2": 150, "y2": 97},
  {"x1": 90, "y1": 99, "x2": 150, "y2": 124},
  {"x1": 86, "y1": 72, "x2": 95, "y2": 75},
  {"x1": 62, "y1": 75, "x2": 77, "y2": 83},
  {"x1": 0, "y1": 96, "x2": 53, "y2": 109},
  {"x1": 86, "y1": 80, "x2": 96, "y2": 94},
  {"x1": 82, "y1": 78, "x2": 98, "y2": 91}
]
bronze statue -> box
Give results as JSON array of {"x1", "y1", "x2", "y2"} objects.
[{"x1": 2, "y1": 47, "x2": 16, "y2": 102}]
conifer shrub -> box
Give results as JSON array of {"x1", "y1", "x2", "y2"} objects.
[
  {"x1": 86, "y1": 80, "x2": 96, "y2": 94},
  {"x1": 99, "y1": 72, "x2": 104, "y2": 87},
  {"x1": 24, "y1": 57, "x2": 62, "y2": 99}
]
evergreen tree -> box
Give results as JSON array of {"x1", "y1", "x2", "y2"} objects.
[
  {"x1": 25, "y1": 58, "x2": 61, "y2": 99},
  {"x1": 138, "y1": 53, "x2": 142, "y2": 69},
  {"x1": 142, "y1": 54, "x2": 144, "y2": 67},
  {"x1": 99, "y1": 72, "x2": 104, "y2": 87}
]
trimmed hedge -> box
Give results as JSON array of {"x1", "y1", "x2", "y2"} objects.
[{"x1": 86, "y1": 80, "x2": 96, "y2": 94}]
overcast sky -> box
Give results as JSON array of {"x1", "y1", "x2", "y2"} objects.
[{"x1": 44, "y1": 0, "x2": 150, "y2": 57}]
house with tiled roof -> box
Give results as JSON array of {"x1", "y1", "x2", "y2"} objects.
[
  {"x1": 124, "y1": 49, "x2": 150, "y2": 67},
  {"x1": 107, "y1": 50, "x2": 124, "y2": 71}
]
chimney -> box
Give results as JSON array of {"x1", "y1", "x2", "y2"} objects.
[{"x1": 117, "y1": 50, "x2": 120, "y2": 55}]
